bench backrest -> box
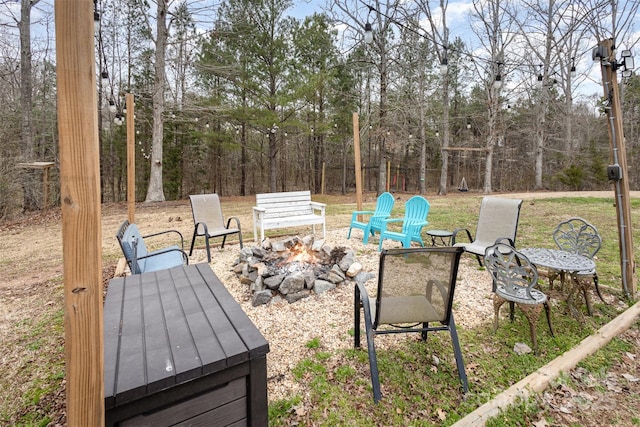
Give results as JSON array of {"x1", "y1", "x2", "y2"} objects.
[
  {"x1": 256, "y1": 191, "x2": 314, "y2": 219},
  {"x1": 116, "y1": 220, "x2": 148, "y2": 274}
]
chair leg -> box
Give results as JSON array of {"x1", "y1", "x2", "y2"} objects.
[
  {"x1": 509, "y1": 301, "x2": 515, "y2": 322},
  {"x1": 354, "y1": 286, "x2": 362, "y2": 348},
  {"x1": 366, "y1": 327, "x2": 382, "y2": 403},
  {"x1": 204, "y1": 236, "x2": 211, "y2": 263},
  {"x1": 593, "y1": 273, "x2": 605, "y2": 303},
  {"x1": 189, "y1": 230, "x2": 198, "y2": 256},
  {"x1": 421, "y1": 322, "x2": 429, "y2": 341},
  {"x1": 519, "y1": 304, "x2": 542, "y2": 354},
  {"x1": 493, "y1": 295, "x2": 506, "y2": 332},
  {"x1": 347, "y1": 226, "x2": 352, "y2": 240},
  {"x1": 356, "y1": 287, "x2": 382, "y2": 402},
  {"x1": 221, "y1": 235, "x2": 227, "y2": 249},
  {"x1": 581, "y1": 280, "x2": 594, "y2": 316},
  {"x1": 238, "y1": 231, "x2": 243, "y2": 249},
  {"x1": 543, "y1": 302, "x2": 554, "y2": 337},
  {"x1": 476, "y1": 254, "x2": 483, "y2": 267},
  {"x1": 449, "y1": 314, "x2": 469, "y2": 393}
]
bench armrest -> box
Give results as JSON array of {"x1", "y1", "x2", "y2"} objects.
[{"x1": 310, "y1": 202, "x2": 326, "y2": 215}]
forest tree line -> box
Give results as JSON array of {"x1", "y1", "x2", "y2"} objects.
[{"x1": 1, "y1": 0, "x2": 639, "y2": 219}]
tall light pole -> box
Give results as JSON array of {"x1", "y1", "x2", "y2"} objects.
[{"x1": 594, "y1": 39, "x2": 636, "y2": 298}]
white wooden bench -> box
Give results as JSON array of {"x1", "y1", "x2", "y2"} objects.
[{"x1": 252, "y1": 191, "x2": 326, "y2": 242}]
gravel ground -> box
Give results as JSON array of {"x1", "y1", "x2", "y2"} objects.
[{"x1": 188, "y1": 227, "x2": 494, "y2": 402}]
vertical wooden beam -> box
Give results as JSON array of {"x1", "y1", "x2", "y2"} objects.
[
  {"x1": 352, "y1": 113, "x2": 363, "y2": 216},
  {"x1": 126, "y1": 93, "x2": 135, "y2": 224},
  {"x1": 386, "y1": 161, "x2": 390, "y2": 193},
  {"x1": 43, "y1": 165, "x2": 50, "y2": 209},
  {"x1": 599, "y1": 39, "x2": 637, "y2": 297},
  {"x1": 321, "y1": 162, "x2": 325, "y2": 195},
  {"x1": 55, "y1": 0, "x2": 104, "y2": 425}
]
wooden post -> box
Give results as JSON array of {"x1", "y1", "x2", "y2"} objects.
[
  {"x1": 598, "y1": 39, "x2": 637, "y2": 297},
  {"x1": 16, "y1": 162, "x2": 55, "y2": 209},
  {"x1": 126, "y1": 94, "x2": 135, "y2": 223},
  {"x1": 321, "y1": 162, "x2": 325, "y2": 195},
  {"x1": 386, "y1": 161, "x2": 390, "y2": 192},
  {"x1": 352, "y1": 113, "x2": 363, "y2": 216},
  {"x1": 55, "y1": 1, "x2": 104, "y2": 425}
]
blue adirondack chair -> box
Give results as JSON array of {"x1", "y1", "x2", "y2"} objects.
[
  {"x1": 347, "y1": 192, "x2": 395, "y2": 244},
  {"x1": 378, "y1": 196, "x2": 430, "y2": 251}
]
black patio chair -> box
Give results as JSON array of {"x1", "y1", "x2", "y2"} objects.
[{"x1": 354, "y1": 246, "x2": 468, "y2": 403}]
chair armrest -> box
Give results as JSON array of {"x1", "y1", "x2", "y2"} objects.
[
  {"x1": 382, "y1": 218, "x2": 404, "y2": 224},
  {"x1": 355, "y1": 281, "x2": 374, "y2": 325},
  {"x1": 351, "y1": 210, "x2": 374, "y2": 221},
  {"x1": 493, "y1": 237, "x2": 515, "y2": 246},
  {"x1": 136, "y1": 247, "x2": 190, "y2": 264},
  {"x1": 426, "y1": 279, "x2": 448, "y2": 302},
  {"x1": 225, "y1": 216, "x2": 242, "y2": 230},
  {"x1": 451, "y1": 228, "x2": 473, "y2": 245},
  {"x1": 253, "y1": 206, "x2": 266, "y2": 213},
  {"x1": 143, "y1": 229, "x2": 185, "y2": 249}
]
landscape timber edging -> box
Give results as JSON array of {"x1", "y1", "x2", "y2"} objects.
[{"x1": 452, "y1": 299, "x2": 640, "y2": 426}]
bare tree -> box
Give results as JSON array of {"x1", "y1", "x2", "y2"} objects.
[
  {"x1": 330, "y1": 0, "x2": 404, "y2": 194},
  {"x1": 469, "y1": 0, "x2": 518, "y2": 194},
  {"x1": 411, "y1": 0, "x2": 452, "y2": 195}
]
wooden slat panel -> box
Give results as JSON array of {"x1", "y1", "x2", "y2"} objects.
[
  {"x1": 103, "y1": 275, "x2": 128, "y2": 407},
  {"x1": 174, "y1": 398, "x2": 247, "y2": 427},
  {"x1": 179, "y1": 265, "x2": 235, "y2": 373},
  {"x1": 120, "y1": 378, "x2": 246, "y2": 427},
  {"x1": 141, "y1": 271, "x2": 176, "y2": 394},
  {"x1": 195, "y1": 265, "x2": 269, "y2": 359},
  {"x1": 256, "y1": 190, "x2": 310, "y2": 204},
  {"x1": 160, "y1": 268, "x2": 203, "y2": 384},
  {"x1": 114, "y1": 273, "x2": 153, "y2": 403}
]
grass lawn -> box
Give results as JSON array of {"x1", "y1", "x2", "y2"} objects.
[{"x1": 1, "y1": 192, "x2": 639, "y2": 426}]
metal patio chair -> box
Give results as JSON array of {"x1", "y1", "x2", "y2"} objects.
[
  {"x1": 484, "y1": 242, "x2": 554, "y2": 353},
  {"x1": 452, "y1": 197, "x2": 523, "y2": 266},
  {"x1": 189, "y1": 194, "x2": 243, "y2": 262},
  {"x1": 354, "y1": 246, "x2": 468, "y2": 402},
  {"x1": 551, "y1": 217, "x2": 605, "y2": 312}
]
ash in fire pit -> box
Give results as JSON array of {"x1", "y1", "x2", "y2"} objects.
[{"x1": 232, "y1": 235, "x2": 374, "y2": 306}]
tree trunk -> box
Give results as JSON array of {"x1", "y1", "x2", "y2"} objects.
[
  {"x1": 146, "y1": 0, "x2": 167, "y2": 202},
  {"x1": 269, "y1": 131, "x2": 277, "y2": 192},
  {"x1": 438, "y1": 75, "x2": 450, "y2": 195},
  {"x1": 19, "y1": 0, "x2": 39, "y2": 211}
]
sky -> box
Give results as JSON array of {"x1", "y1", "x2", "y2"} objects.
[
  {"x1": 1, "y1": 0, "x2": 634, "y2": 106},
  {"x1": 284, "y1": 0, "x2": 628, "y2": 105}
]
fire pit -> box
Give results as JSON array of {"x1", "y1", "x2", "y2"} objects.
[{"x1": 232, "y1": 235, "x2": 374, "y2": 306}]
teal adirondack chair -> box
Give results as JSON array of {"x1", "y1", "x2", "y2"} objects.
[
  {"x1": 348, "y1": 192, "x2": 395, "y2": 244},
  {"x1": 378, "y1": 196, "x2": 430, "y2": 251}
]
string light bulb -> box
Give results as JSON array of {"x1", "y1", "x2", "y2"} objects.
[
  {"x1": 493, "y1": 74, "x2": 502, "y2": 89},
  {"x1": 364, "y1": 22, "x2": 373, "y2": 44}
]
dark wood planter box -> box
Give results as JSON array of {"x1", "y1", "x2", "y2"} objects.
[{"x1": 104, "y1": 263, "x2": 270, "y2": 426}]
